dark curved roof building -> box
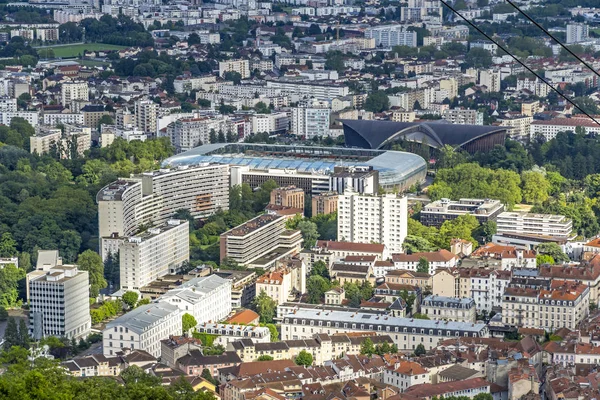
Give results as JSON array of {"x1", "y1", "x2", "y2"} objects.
[{"x1": 341, "y1": 119, "x2": 507, "y2": 153}]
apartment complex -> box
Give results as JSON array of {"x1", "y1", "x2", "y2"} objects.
[
  {"x1": 331, "y1": 166, "x2": 379, "y2": 195},
  {"x1": 98, "y1": 163, "x2": 229, "y2": 260},
  {"x1": 159, "y1": 275, "x2": 232, "y2": 325},
  {"x1": 496, "y1": 212, "x2": 574, "y2": 240},
  {"x1": 280, "y1": 309, "x2": 489, "y2": 350},
  {"x1": 103, "y1": 302, "x2": 182, "y2": 357},
  {"x1": 29, "y1": 128, "x2": 61, "y2": 155},
  {"x1": 134, "y1": 99, "x2": 159, "y2": 135},
  {"x1": 566, "y1": 23, "x2": 589, "y2": 43},
  {"x1": 391, "y1": 250, "x2": 459, "y2": 276},
  {"x1": 365, "y1": 25, "x2": 417, "y2": 47},
  {"x1": 337, "y1": 191, "x2": 408, "y2": 253},
  {"x1": 196, "y1": 323, "x2": 271, "y2": 346},
  {"x1": 312, "y1": 191, "x2": 338, "y2": 217},
  {"x1": 442, "y1": 108, "x2": 482, "y2": 125},
  {"x1": 28, "y1": 265, "x2": 91, "y2": 340},
  {"x1": 291, "y1": 102, "x2": 331, "y2": 139},
  {"x1": 219, "y1": 59, "x2": 251, "y2": 79},
  {"x1": 119, "y1": 220, "x2": 189, "y2": 291},
  {"x1": 265, "y1": 81, "x2": 349, "y2": 102},
  {"x1": 220, "y1": 214, "x2": 303, "y2": 268},
  {"x1": 255, "y1": 258, "x2": 306, "y2": 304},
  {"x1": 421, "y1": 295, "x2": 476, "y2": 323},
  {"x1": 61, "y1": 81, "x2": 88, "y2": 106},
  {"x1": 502, "y1": 280, "x2": 589, "y2": 330},
  {"x1": 530, "y1": 118, "x2": 600, "y2": 141},
  {"x1": 420, "y1": 198, "x2": 505, "y2": 227},
  {"x1": 165, "y1": 116, "x2": 234, "y2": 153},
  {"x1": 269, "y1": 186, "x2": 305, "y2": 210}
]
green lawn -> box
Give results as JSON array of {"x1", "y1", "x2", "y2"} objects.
[{"x1": 38, "y1": 43, "x2": 127, "y2": 58}]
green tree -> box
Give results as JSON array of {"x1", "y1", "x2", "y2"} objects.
[
  {"x1": 223, "y1": 71, "x2": 242, "y2": 84},
  {"x1": 344, "y1": 282, "x2": 362, "y2": 307},
  {"x1": 0, "y1": 233, "x2": 18, "y2": 257},
  {"x1": 412, "y1": 313, "x2": 430, "y2": 319},
  {"x1": 3, "y1": 317, "x2": 19, "y2": 350},
  {"x1": 400, "y1": 290, "x2": 416, "y2": 314},
  {"x1": 360, "y1": 338, "x2": 375, "y2": 356},
  {"x1": 295, "y1": 350, "x2": 313, "y2": 366},
  {"x1": 364, "y1": 91, "x2": 390, "y2": 113},
  {"x1": 97, "y1": 115, "x2": 114, "y2": 130},
  {"x1": 76, "y1": 250, "x2": 107, "y2": 297},
  {"x1": 0, "y1": 306, "x2": 7, "y2": 321},
  {"x1": 252, "y1": 290, "x2": 277, "y2": 324},
  {"x1": 310, "y1": 260, "x2": 330, "y2": 280},
  {"x1": 536, "y1": 254, "x2": 555, "y2": 266},
  {"x1": 521, "y1": 171, "x2": 550, "y2": 204},
  {"x1": 416, "y1": 257, "x2": 430, "y2": 274},
  {"x1": 17, "y1": 319, "x2": 30, "y2": 349},
  {"x1": 536, "y1": 243, "x2": 569, "y2": 263},
  {"x1": 465, "y1": 47, "x2": 493, "y2": 69},
  {"x1": 182, "y1": 313, "x2": 198, "y2": 334},
  {"x1": 121, "y1": 291, "x2": 139, "y2": 309},
  {"x1": 403, "y1": 235, "x2": 438, "y2": 254},
  {"x1": 414, "y1": 343, "x2": 426, "y2": 356},
  {"x1": 0, "y1": 264, "x2": 25, "y2": 308},
  {"x1": 297, "y1": 220, "x2": 319, "y2": 248},
  {"x1": 307, "y1": 275, "x2": 330, "y2": 304},
  {"x1": 257, "y1": 355, "x2": 274, "y2": 361}
]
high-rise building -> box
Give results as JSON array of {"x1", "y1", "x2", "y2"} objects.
[
  {"x1": 134, "y1": 99, "x2": 159, "y2": 136},
  {"x1": 119, "y1": 220, "x2": 189, "y2": 291},
  {"x1": 270, "y1": 186, "x2": 305, "y2": 210},
  {"x1": 330, "y1": 166, "x2": 379, "y2": 195},
  {"x1": 219, "y1": 59, "x2": 251, "y2": 79},
  {"x1": 61, "y1": 81, "x2": 89, "y2": 106},
  {"x1": 312, "y1": 191, "x2": 338, "y2": 217},
  {"x1": 566, "y1": 23, "x2": 589, "y2": 44},
  {"x1": 442, "y1": 108, "x2": 482, "y2": 125},
  {"x1": 291, "y1": 100, "x2": 331, "y2": 139},
  {"x1": 365, "y1": 25, "x2": 417, "y2": 47},
  {"x1": 337, "y1": 191, "x2": 408, "y2": 253},
  {"x1": 28, "y1": 265, "x2": 91, "y2": 340}
]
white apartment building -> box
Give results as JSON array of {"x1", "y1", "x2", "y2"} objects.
[
  {"x1": 566, "y1": 23, "x2": 589, "y2": 44},
  {"x1": 442, "y1": 108, "x2": 482, "y2": 125},
  {"x1": 251, "y1": 112, "x2": 289, "y2": 134},
  {"x1": 291, "y1": 102, "x2": 330, "y2": 139},
  {"x1": 391, "y1": 250, "x2": 458, "y2": 276},
  {"x1": 196, "y1": 323, "x2": 271, "y2": 346},
  {"x1": 478, "y1": 69, "x2": 501, "y2": 93},
  {"x1": 159, "y1": 275, "x2": 232, "y2": 326},
  {"x1": 166, "y1": 116, "x2": 232, "y2": 153},
  {"x1": 0, "y1": 97, "x2": 17, "y2": 112},
  {"x1": 43, "y1": 112, "x2": 85, "y2": 126},
  {"x1": 530, "y1": 118, "x2": 600, "y2": 141},
  {"x1": 28, "y1": 265, "x2": 91, "y2": 340},
  {"x1": 383, "y1": 361, "x2": 429, "y2": 392},
  {"x1": 173, "y1": 75, "x2": 217, "y2": 93},
  {"x1": 255, "y1": 260, "x2": 307, "y2": 305},
  {"x1": 30, "y1": 128, "x2": 61, "y2": 155},
  {"x1": 365, "y1": 25, "x2": 417, "y2": 47},
  {"x1": 216, "y1": 83, "x2": 282, "y2": 99},
  {"x1": 61, "y1": 81, "x2": 89, "y2": 106},
  {"x1": 135, "y1": 99, "x2": 159, "y2": 135},
  {"x1": 119, "y1": 220, "x2": 189, "y2": 291},
  {"x1": 219, "y1": 59, "x2": 251, "y2": 79},
  {"x1": 421, "y1": 295, "x2": 476, "y2": 323},
  {"x1": 497, "y1": 115, "x2": 532, "y2": 140},
  {"x1": 516, "y1": 78, "x2": 549, "y2": 98},
  {"x1": 0, "y1": 111, "x2": 39, "y2": 126},
  {"x1": 266, "y1": 81, "x2": 349, "y2": 102},
  {"x1": 97, "y1": 163, "x2": 229, "y2": 260},
  {"x1": 103, "y1": 302, "x2": 181, "y2": 357},
  {"x1": 338, "y1": 191, "x2": 408, "y2": 253},
  {"x1": 496, "y1": 211, "x2": 573, "y2": 240}
]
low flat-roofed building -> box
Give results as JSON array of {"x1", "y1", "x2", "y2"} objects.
[
  {"x1": 496, "y1": 211, "x2": 574, "y2": 240},
  {"x1": 315, "y1": 240, "x2": 387, "y2": 261},
  {"x1": 420, "y1": 198, "x2": 505, "y2": 228},
  {"x1": 195, "y1": 323, "x2": 271, "y2": 346}
]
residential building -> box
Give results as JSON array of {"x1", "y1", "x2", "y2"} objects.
[
  {"x1": 391, "y1": 250, "x2": 459, "y2": 276},
  {"x1": 36, "y1": 28, "x2": 59, "y2": 41},
  {"x1": 337, "y1": 191, "x2": 408, "y2": 253},
  {"x1": 177, "y1": 350, "x2": 241, "y2": 377},
  {"x1": 383, "y1": 361, "x2": 429, "y2": 392},
  {"x1": 251, "y1": 112, "x2": 290, "y2": 134},
  {"x1": 421, "y1": 295, "x2": 477, "y2": 323},
  {"x1": 29, "y1": 127, "x2": 61, "y2": 155},
  {"x1": 280, "y1": 309, "x2": 489, "y2": 350},
  {"x1": 314, "y1": 240, "x2": 387, "y2": 261},
  {"x1": 478, "y1": 69, "x2": 501, "y2": 92},
  {"x1": 270, "y1": 186, "x2": 305, "y2": 210},
  {"x1": 28, "y1": 265, "x2": 91, "y2": 340},
  {"x1": 384, "y1": 270, "x2": 432, "y2": 289},
  {"x1": 62, "y1": 354, "x2": 125, "y2": 377},
  {"x1": 255, "y1": 258, "x2": 306, "y2": 304},
  {"x1": 266, "y1": 80, "x2": 349, "y2": 102},
  {"x1": 165, "y1": 115, "x2": 237, "y2": 153},
  {"x1": 312, "y1": 191, "x2": 338, "y2": 217},
  {"x1": 134, "y1": 99, "x2": 159, "y2": 135},
  {"x1": 470, "y1": 243, "x2": 537, "y2": 270},
  {"x1": 497, "y1": 115, "x2": 533, "y2": 140},
  {"x1": 539, "y1": 258, "x2": 600, "y2": 303},
  {"x1": 119, "y1": 220, "x2": 189, "y2": 291},
  {"x1": 442, "y1": 108, "x2": 482, "y2": 125},
  {"x1": 495, "y1": 212, "x2": 573, "y2": 240},
  {"x1": 460, "y1": 268, "x2": 511, "y2": 313},
  {"x1": 325, "y1": 287, "x2": 345, "y2": 305},
  {"x1": 219, "y1": 214, "x2": 303, "y2": 268},
  {"x1": 566, "y1": 23, "x2": 589, "y2": 43},
  {"x1": 516, "y1": 78, "x2": 549, "y2": 98},
  {"x1": 81, "y1": 104, "x2": 109, "y2": 128},
  {"x1": 103, "y1": 302, "x2": 182, "y2": 358},
  {"x1": 0, "y1": 111, "x2": 39, "y2": 126},
  {"x1": 420, "y1": 198, "x2": 505, "y2": 228},
  {"x1": 61, "y1": 81, "x2": 88, "y2": 106},
  {"x1": 213, "y1": 269, "x2": 257, "y2": 309},
  {"x1": 159, "y1": 274, "x2": 232, "y2": 325},
  {"x1": 530, "y1": 118, "x2": 600, "y2": 141},
  {"x1": 402, "y1": 377, "x2": 490, "y2": 400},
  {"x1": 195, "y1": 323, "x2": 271, "y2": 346},
  {"x1": 331, "y1": 166, "x2": 379, "y2": 195},
  {"x1": 291, "y1": 101, "x2": 330, "y2": 139},
  {"x1": 219, "y1": 59, "x2": 251, "y2": 79},
  {"x1": 160, "y1": 335, "x2": 203, "y2": 369},
  {"x1": 43, "y1": 112, "x2": 84, "y2": 126}
]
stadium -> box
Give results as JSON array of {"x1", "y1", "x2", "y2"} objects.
[
  {"x1": 341, "y1": 119, "x2": 508, "y2": 153},
  {"x1": 162, "y1": 143, "x2": 427, "y2": 192}
]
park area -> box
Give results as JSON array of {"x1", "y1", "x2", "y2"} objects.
[{"x1": 37, "y1": 43, "x2": 127, "y2": 58}]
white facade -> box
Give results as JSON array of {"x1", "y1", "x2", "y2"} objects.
[
  {"x1": 159, "y1": 275, "x2": 232, "y2": 325},
  {"x1": 103, "y1": 302, "x2": 182, "y2": 357},
  {"x1": 566, "y1": 23, "x2": 589, "y2": 44},
  {"x1": 119, "y1": 220, "x2": 189, "y2": 291},
  {"x1": 61, "y1": 81, "x2": 89, "y2": 106},
  {"x1": 0, "y1": 111, "x2": 39, "y2": 126},
  {"x1": 135, "y1": 99, "x2": 159, "y2": 135},
  {"x1": 196, "y1": 323, "x2": 271, "y2": 346},
  {"x1": 530, "y1": 119, "x2": 600, "y2": 141},
  {"x1": 496, "y1": 211, "x2": 573, "y2": 240},
  {"x1": 291, "y1": 104, "x2": 330, "y2": 138},
  {"x1": 266, "y1": 81, "x2": 349, "y2": 102},
  {"x1": 43, "y1": 113, "x2": 85, "y2": 126},
  {"x1": 383, "y1": 361, "x2": 429, "y2": 392},
  {"x1": 28, "y1": 265, "x2": 91, "y2": 340},
  {"x1": 365, "y1": 25, "x2": 417, "y2": 47},
  {"x1": 219, "y1": 59, "x2": 251, "y2": 79},
  {"x1": 338, "y1": 191, "x2": 408, "y2": 253}
]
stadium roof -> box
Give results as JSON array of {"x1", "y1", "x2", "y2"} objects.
[
  {"x1": 163, "y1": 143, "x2": 427, "y2": 188},
  {"x1": 341, "y1": 119, "x2": 507, "y2": 151}
]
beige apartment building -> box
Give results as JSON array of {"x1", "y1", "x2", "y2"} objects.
[
  {"x1": 270, "y1": 186, "x2": 305, "y2": 210},
  {"x1": 255, "y1": 258, "x2": 306, "y2": 304},
  {"x1": 312, "y1": 191, "x2": 338, "y2": 217},
  {"x1": 61, "y1": 81, "x2": 88, "y2": 106}
]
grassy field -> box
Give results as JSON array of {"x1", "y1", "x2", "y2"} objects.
[{"x1": 38, "y1": 43, "x2": 127, "y2": 58}]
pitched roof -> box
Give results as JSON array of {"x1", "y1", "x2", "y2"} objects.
[
  {"x1": 393, "y1": 361, "x2": 428, "y2": 376},
  {"x1": 404, "y1": 377, "x2": 490, "y2": 397},
  {"x1": 226, "y1": 309, "x2": 260, "y2": 325}
]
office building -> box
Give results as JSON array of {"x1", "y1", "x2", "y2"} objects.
[
  {"x1": 337, "y1": 191, "x2": 407, "y2": 253},
  {"x1": 61, "y1": 81, "x2": 89, "y2": 106},
  {"x1": 365, "y1": 24, "x2": 417, "y2": 47},
  {"x1": 496, "y1": 212, "x2": 573, "y2": 240},
  {"x1": 220, "y1": 214, "x2": 303, "y2": 268},
  {"x1": 119, "y1": 220, "x2": 189, "y2": 291},
  {"x1": 330, "y1": 166, "x2": 379, "y2": 195},
  {"x1": 219, "y1": 59, "x2": 251, "y2": 79},
  {"x1": 420, "y1": 198, "x2": 505, "y2": 228},
  {"x1": 312, "y1": 191, "x2": 338, "y2": 217},
  {"x1": 280, "y1": 308, "x2": 489, "y2": 350},
  {"x1": 28, "y1": 265, "x2": 91, "y2": 340},
  {"x1": 98, "y1": 163, "x2": 229, "y2": 260},
  {"x1": 103, "y1": 302, "x2": 182, "y2": 357},
  {"x1": 159, "y1": 275, "x2": 232, "y2": 326},
  {"x1": 291, "y1": 101, "x2": 331, "y2": 139},
  {"x1": 134, "y1": 99, "x2": 159, "y2": 135},
  {"x1": 421, "y1": 295, "x2": 476, "y2": 323},
  {"x1": 232, "y1": 165, "x2": 330, "y2": 196},
  {"x1": 566, "y1": 23, "x2": 589, "y2": 44},
  {"x1": 270, "y1": 186, "x2": 305, "y2": 210},
  {"x1": 255, "y1": 258, "x2": 306, "y2": 305}
]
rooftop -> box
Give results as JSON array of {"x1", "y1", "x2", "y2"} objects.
[
  {"x1": 222, "y1": 214, "x2": 282, "y2": 238},
  {"x1": 106, "y1": 302, "x2": 180, "y2": 335}
]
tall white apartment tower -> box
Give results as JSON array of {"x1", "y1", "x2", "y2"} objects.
[
  {"x1": 61, "y1": 81, "x2": 89, "y2": 106},
  {"x1": 566, "y1": 23, "x2": 589, "y2": 44},
  {"x1": 119, "y1": 220, "x2": 189, "y2": 291},
  {"x1": 135, "y1": 99, "x2": 159, "y2": 136},
  {"x1": 28, "y1": 265, "x2": 91, "y2": 340},
  {"x1": 337, "y1": 191, "x2": 408, "y2": 253}
]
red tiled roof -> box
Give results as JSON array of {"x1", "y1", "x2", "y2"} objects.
[{"x1": 404, "y1": 378, "x2": 490, "y2": 397}]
